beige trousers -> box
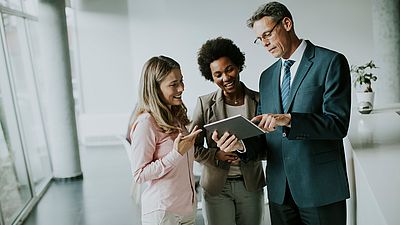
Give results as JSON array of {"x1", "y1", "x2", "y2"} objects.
[{"x1": 141, "y1": 204, "x2": 196, "y2": 225}]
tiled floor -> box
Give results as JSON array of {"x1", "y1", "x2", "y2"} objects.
[
  {"x1": 21, "y1": 145, "x2": 205, "y2": 225},
  {"x1": 21, "y1": 144, "x2": 270, "y2": 225}
]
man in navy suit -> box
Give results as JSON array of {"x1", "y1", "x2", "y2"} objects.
[{"x1": 247, "y1": 2, "x2": 351, "y2": 225}]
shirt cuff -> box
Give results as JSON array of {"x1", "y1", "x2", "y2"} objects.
[{"x1": 236, "y1": 140, "x2": 247, "y2": 153}]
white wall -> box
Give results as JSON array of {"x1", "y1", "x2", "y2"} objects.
[
  {"x1": 128, "y1": 0, "x2": 374, "y2": 116},
  {"x1": 73, "y1": 0, "x2": 133, "y2": 144},
  {"x1": 75, "y1": 0, "x2": 133, "y2": 114},
  {"x1": 74, "y1": 0, "x2": 374, "y2": 143}
]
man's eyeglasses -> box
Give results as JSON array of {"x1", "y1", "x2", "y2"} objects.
[{"x1": 253, "y1": 18, "x2": 283, "y2": 45}]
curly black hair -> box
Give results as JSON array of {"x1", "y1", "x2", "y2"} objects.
[{"x1": 197, "y1": 37, "x2": 245, "y2": 82}]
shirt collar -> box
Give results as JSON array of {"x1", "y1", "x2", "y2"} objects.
[{"x1": 281, "y1": 39, "x2": 307, "y2": 65}]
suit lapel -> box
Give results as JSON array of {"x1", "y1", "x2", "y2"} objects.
[{"x1": 286, "y1": 41, "x2": 315, "y2": 113}]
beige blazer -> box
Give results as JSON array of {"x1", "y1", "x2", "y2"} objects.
[{"x1": 190, "y1": 83, "x2": 266, "y2": 196}]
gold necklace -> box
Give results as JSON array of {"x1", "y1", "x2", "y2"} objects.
[
  {"x1": 226, "y1": 95, "x2": 242, "y2": 105},
  {"x1": 225, "y1": 86, "x2": 244, "y2": 105}
]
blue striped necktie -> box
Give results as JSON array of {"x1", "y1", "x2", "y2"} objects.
[{"x1": 281, "y1": 60, "x2": 295, "y2": 111}]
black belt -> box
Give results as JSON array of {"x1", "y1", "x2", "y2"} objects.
[{"x1": 227, "y1": 176, "x2": 243, "y2": 181}]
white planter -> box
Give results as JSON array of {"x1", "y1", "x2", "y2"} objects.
[
  {"x1": 356, "y1": 92, "x2": 375, "y2": 105},
  {"x1": 356, "y1": 92, "x2": 375, "y2": 114}
]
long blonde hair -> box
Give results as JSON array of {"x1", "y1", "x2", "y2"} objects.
[{"x1": 132, "y1": 56, "x2": 190, "y2": 134}]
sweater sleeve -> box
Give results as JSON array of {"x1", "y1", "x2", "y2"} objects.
[{"x1": 130, "y1": 116, "x2": 183, "y2": 183}]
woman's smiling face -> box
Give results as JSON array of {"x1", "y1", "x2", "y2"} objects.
[
  {"x1": 210, "y1": 56, "x2": 240, "y2": 95},
  {"x1": 159, "y1": 68, "x2": 184, "y2": 108}
]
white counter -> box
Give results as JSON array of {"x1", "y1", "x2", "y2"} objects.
[{"x1": 347, "y1": 103, "x2": 400, "y2": 225}]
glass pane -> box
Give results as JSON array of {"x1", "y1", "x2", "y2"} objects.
[
  {"x1": 0, "y1": 59, "x2": 31, "y2": 225},
  {"x1": 0, "y1": 0, "x2": 22, "y2": 11},
  {"x1": 25, "y1": 20, "x2": 53, "y2": 191},
  {"x1": 0, "y1": 124, "x2": 32, "y2": 225},
  {"x1": 2, "y1": 14, "x2": 52, "y2": 194}
]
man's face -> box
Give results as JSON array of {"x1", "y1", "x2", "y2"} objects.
[{"x1": 253, "y1": 16, "x2": 291, "y2": 59}]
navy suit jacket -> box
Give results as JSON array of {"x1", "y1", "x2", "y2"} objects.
[{"x1": 258, "y1": 40, "x2": 351, "y2": 207}]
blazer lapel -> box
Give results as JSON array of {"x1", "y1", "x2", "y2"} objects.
[
  {"x1": 286, "y1": 41, "x2": 315, "y2": 113},
  {"x1": 210, "y1": 84, "x2": 258, "y2": 121},
  {"x1": 243, "y1": 85, "x2": 257, "y2": 119},
  {"x1": 212, "y1": 89, "x2": 226, "y2": 121}
]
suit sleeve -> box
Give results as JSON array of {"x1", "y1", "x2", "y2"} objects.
[
  {"x1": 242, "y1": 134, "x2": 268, "y2": 161},
  {"x1": 289, "y1": 53, "x2": 351, "y2": 140},
  {"x1": 189, "y1": 97, "x2": 220, "y2": 167},
  {"x1": 241, "y1": 102, "x2": 268, "y2": 161}
]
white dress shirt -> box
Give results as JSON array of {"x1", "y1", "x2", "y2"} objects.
[{"x1": 280, "y1": 39, "x2": 307, "y2": 87}]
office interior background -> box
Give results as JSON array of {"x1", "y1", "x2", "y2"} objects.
[{"x1": 0, "y1": 0, "x2": 399, "y2": 225}]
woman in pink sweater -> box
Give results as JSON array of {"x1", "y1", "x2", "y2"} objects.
[{"x1": 128, "y1": 56, "x2": 201, "y2": 225}]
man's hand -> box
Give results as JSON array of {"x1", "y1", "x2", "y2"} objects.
[{"x1": 251, "y1": 113, "x2": 291, "y2": 132}]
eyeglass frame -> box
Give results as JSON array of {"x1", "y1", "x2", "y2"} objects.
[{"x1": 253, "y1": 18, "x2": 284, "y2": 44}]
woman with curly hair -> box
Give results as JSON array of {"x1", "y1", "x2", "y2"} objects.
[
  {"x1": 190, "y1": 37, "x2": 266, "y2": 225},
  {"x1": 128, "y1": 55, "x2": 202, "y2": 225}
]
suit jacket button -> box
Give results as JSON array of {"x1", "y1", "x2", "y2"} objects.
[{"x1": 282, "y1": 132, "x2": 287, "y2": 137}]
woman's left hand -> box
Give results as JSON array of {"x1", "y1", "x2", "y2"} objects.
[
  {"x1": 211, "y1": 130, "x2": 243, "y2": 153},
  {"x1": 174, "y1": 126, "x2": 202, "y2": 155}
]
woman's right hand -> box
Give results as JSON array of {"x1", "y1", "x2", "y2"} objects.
[
  {"x1": 174, "y1": 126, "x2": 202, "y2": 155},
  {"x1": 215, "y1": 150, "x2": 239, "y2": 163}
]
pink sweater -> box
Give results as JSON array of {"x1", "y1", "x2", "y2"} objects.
[{"x1": 130, "y1": 113, "x2": 196, "y2": 215}]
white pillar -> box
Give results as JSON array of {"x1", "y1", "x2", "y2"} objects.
[
  {"x1": 37, "y1": 0, "x2": 82, "y2": 178},
  {"x1": 372, "y1": 0, "x2": 400, "y2": 105}
]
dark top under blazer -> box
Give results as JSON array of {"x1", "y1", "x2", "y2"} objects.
[
  {"x1": 190, "y1": 83, "x2": 266, "y2": 196},
  {"x1": 258, "y1": 40, "x2": 351, "y2": 208}
]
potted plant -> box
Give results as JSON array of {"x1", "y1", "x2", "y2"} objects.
[{"x1": 350, "y1": 60, "x2": 378, "y2": 114}]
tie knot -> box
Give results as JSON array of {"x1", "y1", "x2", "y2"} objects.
[{"x1": 284, "y1": 60, "x2": 295, "y2": 70}]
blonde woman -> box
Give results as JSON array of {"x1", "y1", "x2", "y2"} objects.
[{"x1": 128, "y1": 56, "x2": 201, "y2": 225}]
